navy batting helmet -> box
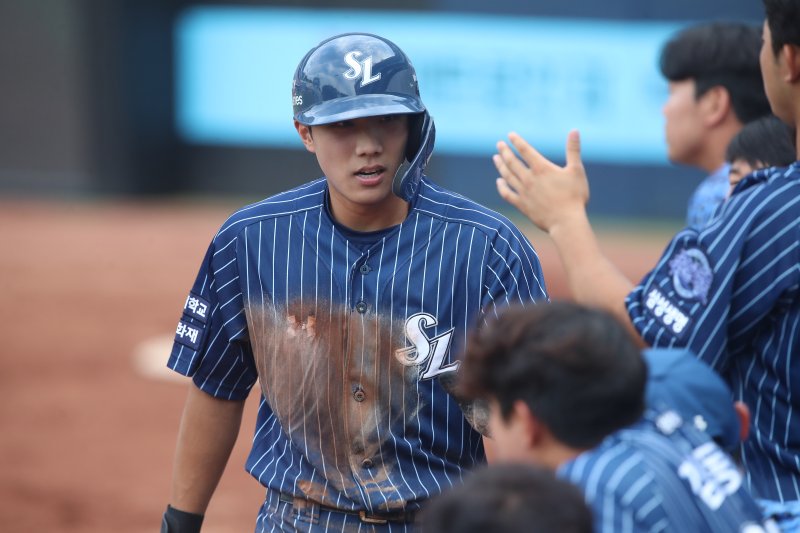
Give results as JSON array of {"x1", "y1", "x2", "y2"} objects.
[{"x1": 292, "y1": 33, "x2": 435, "y2": 201}]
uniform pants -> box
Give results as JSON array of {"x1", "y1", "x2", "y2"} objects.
[{"x1": 255, "y1": 488, "x2": 416, "y2": 533}]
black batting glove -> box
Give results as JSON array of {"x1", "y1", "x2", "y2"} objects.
[{"x1": 161, "y1": 504, "x2": 204, "y2": 533}]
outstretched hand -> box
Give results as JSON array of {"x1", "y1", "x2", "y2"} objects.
[{"x1": 493, "y1": 130, "x2": 590, "y2": 234}]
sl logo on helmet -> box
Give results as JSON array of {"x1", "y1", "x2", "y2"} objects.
[{"x1": 343, "y1": 51, "x2": 381, "y2": 87}]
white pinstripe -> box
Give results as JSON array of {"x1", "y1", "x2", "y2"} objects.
[{"x1": 167, "y1": 176, "x2": 548, "y2": 527}]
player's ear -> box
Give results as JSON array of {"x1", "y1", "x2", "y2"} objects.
[
  {"x1": 734, "y1": 401, "x2": 751, "y2": 443},
  {"x1": 782, "y1": 43, "x2": 800, "y2": 83},
  {"x1": 511, "y1": 400, "x2": 539, "y2": 448},
  {"x1": 699, "y1": 86, "x2": 731, "y2": 127},
  {"x1": 295, "y1": 120, "x2": 316, "y2": 153}
]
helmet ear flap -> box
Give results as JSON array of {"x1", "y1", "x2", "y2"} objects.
[
  {"x1": 393, "y1": 112, "x2": 435, "y2": 201},
  {"x1": 405, "y1": 113, "x2": 425, "y2": 161},
  {"x1": 405, "y1": 112, "x2": 433, "y2": 162}
]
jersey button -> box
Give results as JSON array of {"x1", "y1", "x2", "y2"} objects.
[
  {"x1": 359, "y1": 263, "x2": 371, "y2": 275},
  {"x1": 355, "y1": 301, "x2": 368, "y2": 314},
  {"x1": 353, "y1": 386, "x2": 366, "y2": 402},
  {"x1": 361, "y1": 459, "x2": 374, "y2": 469}
]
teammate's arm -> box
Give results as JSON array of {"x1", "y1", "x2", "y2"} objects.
[
  {"x1": 168, "y1": 383, "x2": 246, "y2": 515},
  {"x1": 493, "y1": 131, "x2": 645, "y2": 347}
]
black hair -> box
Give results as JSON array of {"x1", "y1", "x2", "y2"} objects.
[
  {"x1": 417, "y1": 464, "x2": 593, "y2": 533},
  {"x1": 660, "y1": 22, "x2": 771, "y2": 123},
  {"x1": 763, "y1": 0, "x2": 800, "y2": 55},
  {"x1": 726, "y1": 114, "x2": 796, "y2": 168},
  {"x1": 459, "y1": 301, "x2": 647, "y2": 449}
]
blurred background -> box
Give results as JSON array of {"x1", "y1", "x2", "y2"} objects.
[
  {"x1": 0, "y1": 1, "x2": 764, "y2": 532},
  {"x1": 1, "y1": 0, "x2": 764, "y2": 217}
]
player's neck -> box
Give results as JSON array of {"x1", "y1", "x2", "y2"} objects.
[
  {"x1": 696, "y1": 127, "x2": 737, "y2": 174},
  {"x1": 530, "y1": 435, "x2": 588, "y2": 470},
  {"x1": 328, "y1": 195, "x2": 409, "y2": 232},
  {"x1": 793, "y1": 99, "x2": 800, "y2": 158},
  {"x1": 796, "y1": 130, "x2": 800, "y2": 160},
  {"x1": 784, "y1": 51, "x2": 800, "y2": 158}
]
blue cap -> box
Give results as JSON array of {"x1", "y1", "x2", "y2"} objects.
[{"x1": 644, "y1": 348, "x2": 740, "y2": 452}]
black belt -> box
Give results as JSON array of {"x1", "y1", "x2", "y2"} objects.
[{"x1": 277, "y1": 491, "x2": 417, "y2": 525}]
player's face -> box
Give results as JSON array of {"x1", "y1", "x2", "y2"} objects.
[
  {"x1": 727, "y1": 158, "x2": 757, "y2": 197},
  {"x1": 296, "y1": 114, "x2": 410, "y2": 230},
  {"x1": 662, "y1": 79, "x2": 706, "y2": 166},
  {"x1": 487, "y1": 399, "x2": 535, "y2": 463}
]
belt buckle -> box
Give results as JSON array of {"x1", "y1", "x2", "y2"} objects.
[{"x1": 359, "y1": 510, "x2": 389, "y2": 525}]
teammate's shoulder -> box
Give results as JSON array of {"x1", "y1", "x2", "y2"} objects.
[
  {"x1": 215, "y1": 179, "x2": 326, "y2": 238},
  {"x1": 560, "y1": 433, "x2": 643, "y2": 487},
  {"x1": 763, "y1": 161, "x2": 800, "y2": 196},
  {"x1": 766, "y1": 160, "x2": 800, "y2": 179},
  {"x1": 713, "y1": 161, "x2": 800, "y2": 235},
  {"x1": 734, "y1": 161, "x2": 800, "y2": 197},
  {"x1": 415, "y1": 177, "x2": 528, "y2": 236}
]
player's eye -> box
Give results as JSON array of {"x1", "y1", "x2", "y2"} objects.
[{"x1": 380, "y1": 114, "x2": 400, "y2": 123}]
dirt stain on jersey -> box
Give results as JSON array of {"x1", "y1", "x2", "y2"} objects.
[{"x1": 246, "y1": 301, "x2": 422, "y2": 507}]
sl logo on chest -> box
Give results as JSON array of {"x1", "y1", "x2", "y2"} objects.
[
  {"x1": 343, "y1": 51, "x2": 381, "y2": 87},
  {"x1": 395, "y1": 313, "x2": 459, "y2": 380}
]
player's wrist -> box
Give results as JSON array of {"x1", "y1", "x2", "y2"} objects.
[
  {"x1": 546, "y1": 205, "x2": 589, "y2": 239},
  {"x1": 161, "y1": 504, "x2": 204, "y2": 533}
]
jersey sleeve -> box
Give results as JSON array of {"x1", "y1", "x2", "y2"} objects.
[
  {"x1": 626, "y1": 186, "x2": 800, "y2": 373},
  {"x1": 167, "y1": 232, "x2": 258, "y2": 401},
  {"x1": 480, "y1": 222, "x2": 549, "y2": 319}
]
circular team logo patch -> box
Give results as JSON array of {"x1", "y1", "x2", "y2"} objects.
[{"x1": 668, "y1": 248, "x2": 713, "y2": 304}]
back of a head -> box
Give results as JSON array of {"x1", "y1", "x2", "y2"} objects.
[
  {"x1": 417, "y1": 464, "x2": 593, "y2": 533},
  {"x1": 660, "y1": 22, "x2": 771, "y2": 123},
  {"x1": 763, "y1": 0, "x2": 800, "y2": 54},
  {"x1": 725, "y1": 114, "x2": 797, "y2": 168},
  {"x1": 459, "y1": 301, "x2": 647, "y2": 449}
]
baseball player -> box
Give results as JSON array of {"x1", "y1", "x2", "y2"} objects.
[
  {"x1": 161, "y1": 32, "x2": 548, "y2": 532},
  {"x1": 459, "y1": 302, "x2": 779, "y2": 532},
  {"x1": 659, "y1": 22, "x2": 770, "y2": 230},
  {"x1": 725, "y1": 114, "x2": 796, "y2": 196},
  {"x1": 492, "y1": 0, "x2": 800, "y2": 528}
]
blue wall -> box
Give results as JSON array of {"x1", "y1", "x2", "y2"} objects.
[
  {"x1": 170, "y1": 2, "x2": 762, "y2": 220},
  {"x1": 4, "y1": 0, "x2": 761, "y2": 218}
]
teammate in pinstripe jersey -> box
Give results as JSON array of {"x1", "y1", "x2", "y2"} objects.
[
  {"x1": 658, "y1": 22, "x2": 770, "y2": 231},
  {"x1": 559, "y1": 413, "x2": 778, "y2": 533},
  {"x1": 492, "y1": 0, "x2": 800, "y2": 529},
  {"x1": 160, "y1": 33, "x2": 548, "y2": 533},
  {"x1": 459, "y1": 302, "x2": 778, "y2": 533}
]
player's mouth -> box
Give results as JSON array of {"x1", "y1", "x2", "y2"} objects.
[{"x1": 354, "y1": 165, "x2": 386, "y2": 186}]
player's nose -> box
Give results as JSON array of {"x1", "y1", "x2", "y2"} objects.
[{"x1": 354, "y1": 124, "x2": 384, "y2": 156}]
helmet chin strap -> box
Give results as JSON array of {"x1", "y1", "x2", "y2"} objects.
[{"x1": 392, "y1": 113, "x2": 435, "y2": 202}]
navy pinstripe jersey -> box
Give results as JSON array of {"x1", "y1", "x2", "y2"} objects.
[
  {"x1": 167, "y1": 176, "x2": 549, "y2": 518},
  {"x1": 558, "y1": 410, "x2": 777, "y2": 533},
  {"x1": 626, "y1": 161, "x2": 800, "y2": 501}
]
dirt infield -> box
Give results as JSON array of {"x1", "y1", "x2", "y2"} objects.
[{"x1": 0, "y1": 198, "x2": 674, "y2": 532}]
